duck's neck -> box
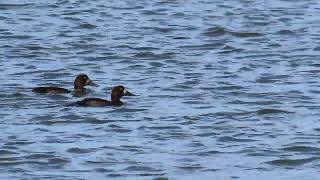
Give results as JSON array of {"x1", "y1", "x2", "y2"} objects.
[
  {"x1": 74, "y1": 84, "x2": 85, "y2": 90},
  {"x1": 111, "y1": 99, "x2": 123, "y2": 106},
  {"x1": 111, "y1": 93, "x2": 123, "y2": 106},
  {"x1": 111, "y1": 96, "x2": 120, "y2": 102}
]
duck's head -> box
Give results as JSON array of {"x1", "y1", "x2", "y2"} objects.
[
  {"x1": 111, "y1": 85, "x2": 135, "y2": 101},
  {"x1": 74, "y1": 74, "x2": 98, "y2": 89}
]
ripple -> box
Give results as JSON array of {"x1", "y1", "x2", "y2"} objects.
[
  {"x1": 142, "y1": 27, "x2": 176, "y2": 33},
  {"x1": 132, "y1": 51, "x2": 175, "y2": 60},
  {"x1": 256, "y1": 109, "x2": 292, "y2": 115},
  {"x1": 177, "y1": 164, "x2": 203, "y2": 171},
  {"x1": 153, "y1": 177, "x2": 169, "y2": 180},
  {"x1": 0, "y1": 35, "x2": 32, "y2": 39},
  {"x1": 217, "y1": 136, "x2": 256, "y2": 143},
  {"x1": 195, "y1": 150, "x2": 221, "y2": 156},
  {"x1": 107, "y1": 125, "x2": 132, "y2": 133},
  {"x1": 202, "y1": 26, "x2": 227, "y2": 37},
  {"x1": 0, "y1": 150, "x2": 18, "y2": 156},
  {"x1": 124, "y1": 165, "x2": 161, "y2": 172},
  {"x1": 202, "y1": 26, "x2": 263, "y2": 38},
  {"x1": 277, "y1": 29, "x2": 295, "y2": 35},
  {"x1": 266, "y1": 157, "x2": 319, "y2": 166},
  {"x1": 231, "y1": 31, "x2": 263, "y2": 38},
  {"x1": 0, "y1": 155, "x2": 70, "y2": 167},
  {"x1": 78, "y1": 23, "x2": 97, "y2": 29},
  {"x1": 67, "y1": 148, "x2": 94, "y2": 154},
  {"x1": 4, "y1": 141, "x2": 34, "y2": 146},
  {"x1": 281, "y1": 146, "x2": 320, "y2": 153},
  {"x1": 94, "y1": 168, "x2": 114, "y2": 172},
  {"x1": 0, "y1": 3, "x2": 34, "y2": 10},
  {"x1": 179, "y1": 42, "x2": 224, "y2": 51}
]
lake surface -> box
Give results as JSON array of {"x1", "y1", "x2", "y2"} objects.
[{"x1": 1, "y1": 0, "x2": 320, "y2": 179}]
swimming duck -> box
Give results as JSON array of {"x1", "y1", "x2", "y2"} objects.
[
  {"x1": 71, "y1": 85, "x2": 135, "y2": 107},
  {"x1": 32, "y1": 74, "x2": 98, "y2": 94}
]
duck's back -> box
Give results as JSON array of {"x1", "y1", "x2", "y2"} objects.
[
  {"x1": 74, "y1": 98, "x2": 111, "y2": 107},
  {"x1": 32, "y1": 87, "x2": 71, "y2": 94}
]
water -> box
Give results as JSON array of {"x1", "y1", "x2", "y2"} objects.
[{"x1": 1, "y1": 0, "x2": 320, "y2": 179}]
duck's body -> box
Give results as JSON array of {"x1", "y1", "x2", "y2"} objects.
[
  {"x1": 32, "y1": 87, "x2": 71, "y2": 94},
  {"x1": 32, "y1": 74, "x2": 97, "y2": 95},
  {"x1": 70, "y1": 86, "x2": 134, "y2": 107},
  {"x1": 73, "y1": 98, "x2": 122, "y2": 107}
]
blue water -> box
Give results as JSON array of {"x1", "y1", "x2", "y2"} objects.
[{"x1": 1, "y1": 0, "x2": 320, "y2": 179}]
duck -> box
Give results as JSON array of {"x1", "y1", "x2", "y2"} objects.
[
  {"x1": 70, "y1": 85, "x2": 135, "y2": 107},
  {"x1": 32, "y1": 74, "x2": 98, "y2": 94}
]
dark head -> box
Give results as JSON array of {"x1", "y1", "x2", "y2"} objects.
[
  {"x1": 111, "y1": 85, "x2": 135, "y2": 102},
  {"x1": 74, "y1": 74, "x2": 98, "y2": 90}
]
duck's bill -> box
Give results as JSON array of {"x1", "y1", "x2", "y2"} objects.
[
  {"x1": 124, "y1": 90, "x2": 136, "y2": 96},
  {"x1": 87, "y1": 79, "x2": 99, "y2": 87}
]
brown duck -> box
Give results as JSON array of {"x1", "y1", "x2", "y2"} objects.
[
  {"x1": 70, "y1": 85, "x2": 135, "y2": 107},
  {"x1": 32, "y1": 74, "x2": 98, "y2": 94}
]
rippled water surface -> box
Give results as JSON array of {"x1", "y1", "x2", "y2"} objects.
[{"x1": 1, "y1": 0, "x2": 320, "y2": 179}]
